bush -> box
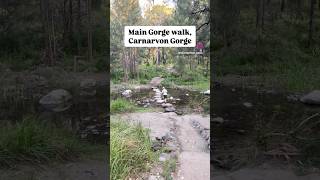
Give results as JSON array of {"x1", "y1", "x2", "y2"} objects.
[
  {"x1": 111, "y1": 98, "x2": 136, "y2": 113},
  {"x1": 111, "y1": 120, "x2": 155, "y2": 180},
  {"x1": 0, "y1": 117, "x2": 85, "y2": 167}
]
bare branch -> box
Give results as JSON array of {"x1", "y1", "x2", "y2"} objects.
[{"x1": 196, "y1": 21, "x2": 209, "y2": 31}]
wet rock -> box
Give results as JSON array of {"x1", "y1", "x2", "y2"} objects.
[
  {"x1": 165, "y1": 106, "x2": 176, "y2": 112},
  {"x1": 152, "y1": 141, "x2": 163, "y2": 151},
  {"x1": 203, "y1": 90, "x2": 210, "y2": 95},
  {"x1": 157, "y1": 99, "x2": 165, "y2": 104},
  {"x1": 175, "y1": 110, "x2": 183, "y2": 115},
  {"x1": 80, "y1": 79, "x2": 96, "y2": 96},
  {"x1": 165, "y1": 141, "x2": 178, "y2": 152},
  {"x1": 121, "y1": 89, "x2": 132, "y2": 98},
  {"x1": 287, "y1": 94, "x2": 301, "y2": 102},
  {"x1": 300, "y1": 90, "x2": 320, "y2": 105},
  {"x1": 149, "y1": 77, "x2": 164, "y2": 87},
  {"x1": 212, "y1": 117, "x2": 224, "y2": 124},
  {"x1": 39, "y1": 89, "x2": 72, "y2": 112},
  {"x1": 163, "y1": 132, "x2": 174, "y2": 141},
  {"x1": 243, "y1": 102, "x2": 253, "y2": 108},
  {"x1": 161, "y1": 103, "x2": 173, "y2": 108}
]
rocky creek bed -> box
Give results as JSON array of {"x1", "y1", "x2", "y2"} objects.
[
  {"x1": 0, "y1": 69, "x2": 109, "y2": 144},
  {"x1": 113, "y1": 84, "x2": 211, "y2": 180},
  {"x1": 212, "y1": 83, "x2": 320, "y2": 178}
]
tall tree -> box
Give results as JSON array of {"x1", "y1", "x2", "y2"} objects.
[{"x1": 308, "y1": 0, "x2": 316, "y2": 47}]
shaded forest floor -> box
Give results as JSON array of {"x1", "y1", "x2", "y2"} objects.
[
  {"x1": 212, "y1": 74, "x2": 320, "y2": 179},
  {"x1": 0, "y1": 66, "x2": 108, "y2": 180}
]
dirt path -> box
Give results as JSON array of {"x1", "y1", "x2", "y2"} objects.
[{"x1": 121, "y1": 112, "x2": 210, "y2": 180}]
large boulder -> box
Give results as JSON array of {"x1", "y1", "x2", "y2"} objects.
[
  {"x1": 300, "y1": 90, "x2": 320, "y2": 105},
  {"x1": 149, "y1": 77, "x2": 164, "y2": 87},
  {"x1": 39, "y1": 89, "x2": 72, "y2": 112}
]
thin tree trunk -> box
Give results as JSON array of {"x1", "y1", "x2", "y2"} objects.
[
  {"x1": 87, "y1": 0, "x2": 93, "y2": 61},
  {"x1": 262, "y1": 0, "x2": 265, "y2": 30},
  {"x1": 308, "y1": 0, "x2": 316, "y2": 47},
  {"x1": 281, "y1": 0, "x2": 285, "y2": 13},
  {"x1": 69, "y1": 0, "x2": 73, "y2": 37},
  {"x1": 77, "y1": 0, "x2": 81, "y2": 54}
]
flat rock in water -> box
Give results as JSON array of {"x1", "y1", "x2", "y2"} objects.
[
  {"x1": 243, "y1": 102, "x2": 253, "y2": 108},
  {"x1": 300, "y1": 90, "x2": 320, "y2": 105},
  {"x1": 39, "y1": 89, "x2": 72, "y2": 112},
  {"x1": 157, "y1": 99, "x2": 165, "y2": 104},
  {"x1": 161, "y1": 103, "x2": 173, "y2": 108},
  {"x1": 165, "y1": 106, "x2": 176, "y2": 112}
]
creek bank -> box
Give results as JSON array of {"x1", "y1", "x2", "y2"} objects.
[
  {"x1": 212, "y1": 82, "x2": 320, "y2": 178},
  {"x1": 0, "y1": 67, "x2": 108, "y2": 143}
]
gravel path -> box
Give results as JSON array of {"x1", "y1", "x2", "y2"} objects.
[{"x1": 122, "y1": 112, "x2": 210, "y2": 180}]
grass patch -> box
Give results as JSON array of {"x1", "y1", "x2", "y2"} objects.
[
  {"x1": 161, "y1": 159, "x2": 177, "y2": 180},
  {"x1": 0, "y1": 117, "x2": 93, "y2": 168},
  {"x1": 111, "y1": 98, "x2": 137, "y2": 114},
  {"x1": 110, "y1": 119, "x2": 156, "y2": 180},
  {"x1": 111, "y1": 98, "x2": 161, "y2": 114}
]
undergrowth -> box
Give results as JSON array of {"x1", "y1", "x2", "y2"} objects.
[{"x1": 110, "y1": 119, "x2": 156, "y2": 180}]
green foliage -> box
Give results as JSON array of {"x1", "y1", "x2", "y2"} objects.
[
  {"x1": 110, "y1": 98, "x2": 137, "y2": 114},
  {"x1": 161, "y1": 158, "x2": 177, "y2": 180},
  {"x1": 0, "y1": 117, "x2": 87, "y2": 167},
  {"x1": 110, "y1": 119, "x2": 155, "y2": 180}
]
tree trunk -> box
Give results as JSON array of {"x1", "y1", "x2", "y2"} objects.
[
  {"x1": 308, "y1": 0, "x2": 316, "y2": 47},
  {"x1": 69, "y1": 0, "x2": 73, "y2": 46},
  {"x1": 77, "y1": 0, "x2": 81, "y2": 54},
  {"x1": 87, "y1": 0, "x2": 93, "y2": 61},
  {"x1": 262, "y1": 0, "x2": 265, "y2": 30},
  {"x1": 256, "y1": 0, "x2": 261, "y2": 28},
  {"x1": 162, "y1": 47, "x2": 166, "y2": 64},
  {"x1": 281, "y1": 0, "x2": 285, "y2": 13}
]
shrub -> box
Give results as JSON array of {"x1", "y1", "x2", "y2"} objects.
[
  {"x1": 110, "y1": 98, "x2": 136, "y2": 113},
  {"x1": 110, "y1": 120, "x2": 155, "y2": 180}
]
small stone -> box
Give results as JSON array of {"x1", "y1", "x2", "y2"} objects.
[
  {"x1": 157, "y1": 99, "x2": 165, "y2": 104},
  {"x1": 243, "y1": 102, "x2": 253, "y2": 108},
  {"x1": 203, "y1": 90, "x2": 210, "y2": 95},
  {"x1": 86, "y1": 125, "x2": 96, "y2": 130},
  {"x1": 212, "y1": 117, "x2": 224, "y2": 123},
  {"x1": 175, "y1": 111, "x2": 183, "y2": 115},
  {"x1": 80, "y1": 133, "x2": 88, "y2": 139},
  {"x1": 159, "y1": 153, "x2": 170, "y2": 162},
  {"x1": 121, "y1": 89, "x2": 132, "y2": 98},
  {"x1": 165, "y1": 107, "x2": 176, "y2": 112}
]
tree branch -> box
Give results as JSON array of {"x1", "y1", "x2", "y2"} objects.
[
  {"x1": 192, "y1": 6, "x2": 209, "y2": 15},
  {"x1": 196, "y1": 21, "x2": 209, "y2": 31}
]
